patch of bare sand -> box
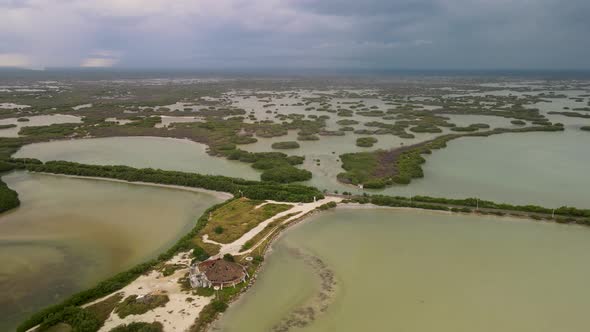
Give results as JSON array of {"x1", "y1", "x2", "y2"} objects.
[{"x1": 86, "y1": 252, "x2": 213, "y2": 332}]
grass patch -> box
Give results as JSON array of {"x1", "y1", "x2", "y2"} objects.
[
  {"x1": 190, "y1": 283, "x2": 249, "y2": 332},
  {"x1": 110, "y1": 322, "x2": 163, "y2": 332},
  {"x1": 194, "y1": 287, "x2": 215, "y2": 297},
  {"x1": 201, "y1": 198, "x2": 292, "y2": 244},
  {"x1": 158, "y1": 264, "x2": 183, "y2": 277},
  {"x1": 43, "y1": 323, "x2": 72, "y2": 332},
  {"x1": 240, "y1": 212, "x2": 300, "y2": 251},
  {"x1": 85, "y1": 293, "x2": 124, "y2": 326},
  {"x1": 191, "y1": 236, "x2": 221, "y2": 256},
  {"x1": 115, "y1": 295, "x2": 169, "y2": 319}
]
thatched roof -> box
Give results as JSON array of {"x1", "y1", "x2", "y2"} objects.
[{"x1": 198, "y1": 259, "x2": 246, "y2": 284}]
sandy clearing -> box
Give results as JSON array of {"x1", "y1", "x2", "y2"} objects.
[{"x1": 88, "y1": 252, "x2": 213, "y2": 332}]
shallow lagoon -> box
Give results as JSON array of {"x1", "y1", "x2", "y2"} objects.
[
  {"x1": 213, "y1": 208, "x2": 590, "y2": 332},
  {"x1": 0, "y1": 172, "x2": 223, "y2": 331},
  {"x1": 14, "y1": 136, "x2": 260, "y2": 180},
  {"x1": 383, "y1": 130, "x2": 590, "y2": 208},
  {"x1": 299, "y1": 129, "x2": 590, "y2": 209},
  {"x1": 0, "y1": 114, "x2": 82, "y2": 137},
  {"x1": 13, "y1": 128, "x2": 589, "y2": 209}
]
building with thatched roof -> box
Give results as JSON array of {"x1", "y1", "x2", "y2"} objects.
[{"x1": 190, "y1": 259, "x2": 248, "y2": 289}]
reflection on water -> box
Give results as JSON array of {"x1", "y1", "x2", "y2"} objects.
[
  {"x1": 215, "y1": 208, "x2": 590, "y2": 332},
  {"x1": 0, "y1": 171, "x2": 222, "y2": 331}
]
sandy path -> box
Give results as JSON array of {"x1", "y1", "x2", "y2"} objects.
[
  {"x1": 216, "y1": 196, "x2": 342, "y2": 257},
  {"x1": 22, "y1": 185, "x2": 341, "y2": 332},
  {"x1": 88, "y1": 252, "x2": 213, "y2": 332},
  {"x1": 201, "y1": 234, "x2": 223, "y2": 246}
]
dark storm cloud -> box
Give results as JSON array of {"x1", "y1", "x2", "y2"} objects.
[
  {"x1": 290, "y1": 0, "x2": 441, "y2": 16},
  {"x1": 0, "y1": 0, "x2": 588, "y2": 69}
]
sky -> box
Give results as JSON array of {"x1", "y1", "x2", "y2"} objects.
[{"x1": 0, "y1": 0, "x2": 589, "y2": 70}]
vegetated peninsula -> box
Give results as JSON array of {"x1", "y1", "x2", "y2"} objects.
[
  {"x1": 338, "y1": 125, "x2": 563, "y2": 189},
  {"x1": 1, "y1": 75, "x2": 590, "y2": 332},
  {"x1": 11, "y1": 158, "x2": 590, "y2": 332}
]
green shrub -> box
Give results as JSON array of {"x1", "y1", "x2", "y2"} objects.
[
  {"x1": 336, "y1": 119, "x2": 359, "y2": 125},
  {"x1": 0, "y1": 179, "x2": 19, "y2": 213},
  {"x1": 356, "y1": 137, "x2": 378, "y2": 147},
  {"x1": 0, "y1": 160, "x2": 16, "y2": 172},
  {"x1": 25, "y1": 161, "x2": 322, "y2": 202},
  {"x1": 192, "y1": 246, "x2": 210, "y2": 261},
  {"x1": 115, "y1": 295, "x2": 169, "y2": 319},
  {"x1": 40, "y1": 306, "x2": 100, "y2": 332},
  {"x1": 317, "y1": 201, "x2": 337, "y2": 210},
  {"x1": 271, "y1": 141, "x2": 300, "y2": 149},
  {"x1": 109, "y1": 322, "x2": 163, "y2": 332},
  {"x1": 260, "y1": 166, "x2": 312, "y2": 183}
]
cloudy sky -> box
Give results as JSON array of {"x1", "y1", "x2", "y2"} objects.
[{"x1": 1, "y1": 0, "x2": 589, "y2": 70}]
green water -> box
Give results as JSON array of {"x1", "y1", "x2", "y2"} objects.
[
  {"x1": 385, "y1": 130, "x2": 590, "y2": 208},
  {"x1": 14, "y1": 129, "x2": 589, "y2": 209},
  {"x1": 0, "y1": 172, "x2": 223, "y2": 331},
  {"x1": 299, "y1": 129, "x2": 590, "y2": 208},
  {"x1": 14, "y1": 136, "x2": 260, "y2": 180},
  {"x1": 213, "y1": 208, "x2": 590, "y2": 332}
]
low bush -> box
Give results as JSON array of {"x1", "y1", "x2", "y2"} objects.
[
  {"x1": 110, "y1": 322, "x2": 163, "y2": 332},
  {"x1": 356, "y1": 137, "x2": 378, "y2": 147},
  {"x1": 271, "y1": 141, "x2": 300, "y2": 149},
  {"x1": 260, "y1": 166, "x2": 312, "y2": 183},
  {"x1": 115, "y1": 295, "x2": 169, "y2": 319}
]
